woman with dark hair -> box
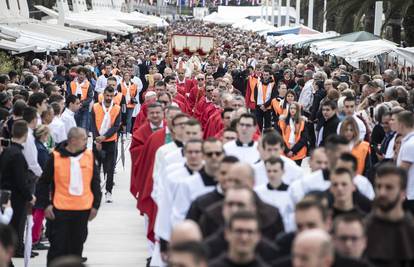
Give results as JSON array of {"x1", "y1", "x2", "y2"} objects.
[
  {"x1": 277, "y1": 102, "x2": 308, "y2": 166},
  {"x1": 272, "y1": 87, "x2": 296, "y2": 119}
]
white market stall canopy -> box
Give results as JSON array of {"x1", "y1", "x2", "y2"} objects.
[
  {"x1": 203, "y1": 6, "x2": 297, "y2": 26},
  {"x1": 35, "y1": 0, "x2": 168, "y2": 33},
  {"x1": 267, "y1": 31, "x2": 338, "y2": 46},
  {"x1": 310, "y1": 39, "x2": 414, "y2": 68}
]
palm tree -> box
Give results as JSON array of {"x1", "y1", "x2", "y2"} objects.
[
  {"x1": 403, "y1": 2, "x2": 414, "y2": 46},
  {"x1": 326, "y1": 0, "x2": 413, "y2": 43}
]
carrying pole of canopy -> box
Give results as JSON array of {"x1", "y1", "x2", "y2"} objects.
[
  {"x1": 322, "y1": 0, "x2": 327, "y2": 32},
  {"x1": 296, "y1": 0, "x2": 301, "y2": 25},
  {"x1": 308, "y1": 0, "x2": 314, "y2": 29},
  {"x1": 374, "y1": 1, "x2": 383, "y2": 36},
  {"x1": 285, "y1": 0, "x2": 290, "y2": 26},
  {"x1": 277, "y1": 0, "x2": 282, "y2": 27}
]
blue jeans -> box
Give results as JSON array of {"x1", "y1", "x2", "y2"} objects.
[
  {"x1": 126, "y1": 108, "x2": 134, "y2": 134},
  {"x1": 75, "y1": 109, "x2": 90, "y2": 133}
]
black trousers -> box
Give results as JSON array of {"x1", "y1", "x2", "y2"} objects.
[
  {"x1": 94, "y1": 141, "x2": 116, "y2": 193},
  {"x1": 47, "y1": 209, "x2": 90, "y2": 266},
  {"x1": 255, "y1": 108, "x2": 271, "y2": 132},
  {"x1": 10, "y1": 195, "x2": 27, "y2": 253}
]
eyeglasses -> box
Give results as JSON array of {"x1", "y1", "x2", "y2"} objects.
[
  {"x1": 197, "y1": 78, "x2": 205, "y2": 81},
  {"x1": 238, "y1": 123, "x2": 254, "y2": 128},
  {"x1": 206, "y1": 89, "x2": 214, "y2": 93},
  {"x1": 204, "y1": 151, "x2": 223, "y2": 157},
  {"x1": 158, "y1": 100, "x2": 169, "y2": 105}
]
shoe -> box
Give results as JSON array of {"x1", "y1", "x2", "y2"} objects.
[
  {"x1": 14, "y1": 252, "x2": 36, "y2": 258},
  {"x1": 146, "y1": 257, "x2": 151, "y2": 267},
  {"x1": 105, "y1": 192, "x2": 113, "y2": 203},
  {"x1": 32, "y1": 242, "x2": 49, "y2": 250},
  {"x1": 81, "y1": 257, "x2": 87, "y2": 263},
  {"x1": 31, "y1": 251, "x2": 39, "y2": 257}
]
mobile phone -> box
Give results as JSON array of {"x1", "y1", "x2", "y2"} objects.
[
  {"x1": 0, "y1": 139, "x2": 10, "y2": 147},
  {"x1": 0, "y1": 190, "x2": 11, "y2": 205}
]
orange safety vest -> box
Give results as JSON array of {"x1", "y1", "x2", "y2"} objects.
[
  {"x1": 70, "y1": 80, "x2": 90, "y2": 101},
  {"x1": 249, "y1": 76, "x2": 258, "y2": 103},
  {"x1": 98, "y1": 92, "x2": 123, "y2": 106},
  {"x1": 93, "y1": 103, "x2": 121, "y2": 142},
  {"x1": 52, "y1": 149, "x2": 94, "y2": 211},
  {"x1": 278, "y1": 119, "x2": 307, "y2": 160},
  {"x1": 120, "y1": 82, "x2": 138, "y2": 108},
  {"x1": 352, "y1": 141, "x2": 370, "y2": 175},
  {"x1": 271, "y1": 98, "x2": 288, "y2": 116}
]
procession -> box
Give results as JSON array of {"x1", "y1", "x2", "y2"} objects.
[{"x1": 0, "y1": 0, "x2": 414, "y2": 266}]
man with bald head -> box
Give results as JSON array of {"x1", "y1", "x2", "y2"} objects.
[
  {"x1": 292, "y1": 229, "x2": 334, "y2": 267},
  {"x1": 170, "y1": 220, "x2": 202, "y2": 246},
  {"x1": 198, "y1": 164, "x2": 284, "y2": 240},
  {"x1": 38, "y1": 127, "x2": 101, "y2": 264}
]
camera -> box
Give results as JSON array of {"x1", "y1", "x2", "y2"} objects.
[{"x1": 0, "y1": 139, "x2": 10, "y2": 147}]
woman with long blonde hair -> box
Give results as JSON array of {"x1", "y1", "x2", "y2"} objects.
[
  {"x1": 339, "y1": 116, "x2": 371, "y2": 176},
  {"x1": 277, "y1": 101, "x2": 308, "y2": 166}
]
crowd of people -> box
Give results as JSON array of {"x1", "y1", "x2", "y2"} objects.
[{"x1": 0, "y1": 19, "x2": 414, "y2": 267}]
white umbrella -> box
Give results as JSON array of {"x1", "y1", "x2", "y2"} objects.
[{"x1": 24, "y1": 215, "x2": 34, "y2": 267}]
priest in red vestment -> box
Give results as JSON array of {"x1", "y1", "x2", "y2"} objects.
[
  {"x1": 193, "y1": 83, "x2": 214, "y2": 120},
  {"x1": 176, "y1": 68, "x2": 195, "y2": 96},
  {"x1": 130, "y1": 102, "x2": 165, "y2": 197},
  {"x1": 166, "y1": 76, "x2": 191, "y2": 114},
  {"x1": 187, "y1": 74, "x2": 206, "y2": 111}
]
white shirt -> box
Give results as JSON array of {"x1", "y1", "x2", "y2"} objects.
[
  {"x1": 255, "y1": 183, "x2": 295, "y2": 232},
  {"x1": 152, "y1": 142, "x2": 180, "y2": 204},
  {"x1": 131, "y1": 76, "x2": 144, "y2": 116},
  {"x1": 23, "y1": 128, "x2": 43, "y2": 177},
  {"x1": 253, "y1": 156, "x2": 303, "y2": 187},
  {"x1": 223, "y1": 140, "x2": 260, "y2": 165},
  {"x1": 155, "y1": 163, "x2": 194, "y2": 241},
  {"x1": 60, "y1": 108, "x2": 77, "y2": 136},
  {"x1": 337, "y1": 114, "x2": 367, "y2": 141},
  {"x1": 289, "y1": 169, "x2": 375, "y2": 204},
  {"x1": 298, "y1": 79, "x2": 314, "y2": 113},
  {"x1": 397, "y1": 131, "x2": 414, "y2": 199},
  {"x1": 164, "y1": 148, "x2": 186, "y2": 168},
  {"x1": 171, "y1": 170, "x2": 216, "y2": 229},
  {"x1": 385, "y1": 133, "x2": 396, "y2": 159},
  {"x1": 49, "y1": 116, "x2": 67, "y2": 144}
]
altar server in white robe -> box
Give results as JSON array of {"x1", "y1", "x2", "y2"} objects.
[
  {"x1": 224, "y1": 113, "x2": 260, "y2": 165},
  {"x1": 162, "y1": 118, "x2": 203, "y2": 176},
  {"x1": 289, "y1": 135, "x2": 374, "y2": 204},
  {"x1": 253, "y1": 131, "x2": 303, "y2": 187},
  {"x1": 151, "y1": 139, "x2": 204, "y2": 267},
  {"x1": 171, "y1": 138, "x2": 224, "y2": 227},
  {"x1": 152, "y1": 113, "x2": 189, "y2": 203},
  {"x1": 255, "y1": 157, "x2": 295, "y2": 232}
]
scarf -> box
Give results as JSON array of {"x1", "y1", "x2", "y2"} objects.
[
  {"x1": 124, "y1": 81, "x2": 131, "y2": 104},
  {"x1": 288, "y1": 118, "x2": 296, "y2": 146},
  {"x1": 75, "y1": 79, "x2": 86, "y2": 97},
  {"x1": 99, "y1": 101, "x2": 113, "y2": 136},
  {"x1": 69, "y1": 153, "x2": 84, "y2": 196}
]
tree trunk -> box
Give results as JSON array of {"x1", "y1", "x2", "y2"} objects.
[
  {"x1": 364, "y1": 3, "x2": 375, "y2": 33},
  {"x1": 402, "y1": 3, "x2": 414, "y2": 46}
]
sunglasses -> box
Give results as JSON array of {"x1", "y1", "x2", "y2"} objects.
[
  {"x1": 197, "y1": 78, "x2": 205, "y2": 81},
  {"x1": 204, "y1": 151, "x2": 223, "y2": 157}
]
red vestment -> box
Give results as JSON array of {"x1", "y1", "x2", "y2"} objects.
[
  {"x1": 193, "y1": 96, "x2": 211, "y2": 120},
  {"x1": 176, "y1": 79, "x2": 195, "y2": 96},
  {"x1": 245, "y1": 75, "x2": 257, "y2": 110},
  {"x1": 199, "y1": 103, "x2": 218, "y2": 130},
  {"x1": 203, "y1": 109, "x2": 223, "y2": 139},
  {"x1": 136, "y1": 129, "x2": 167, "y2": 242},
  {"x1": 188, "y1": 86, "x2": 205, "y2": 111},
  {"x1": 129, "y1": 122, "x2": 153, "y2": 197},
  {"x1": 133, "y1": 102, "x2": 149, "y2": 132}
]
